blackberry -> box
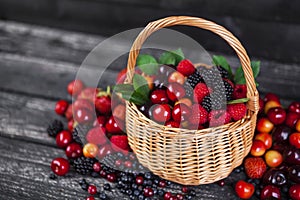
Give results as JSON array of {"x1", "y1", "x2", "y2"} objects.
[
  {"x1": 47, "y1": 119, "x2": 63, "y2": 137},
  {"x1": 201, "y1": 94, "x2": 226, "y2": 112},
  {"x1": 198, "y1": 67, "x2": 221, "y2": 87},
  {"x1": 73, "y1": 157, "x2": 96, "y2": 175},
  {"x1": 186, "y1": 70, "x2": 203, "y2": 88},
  {"x1": 217, "y1": 66, "x2": 229, "y2": 79},
  {"x1": 183, "y1": 82, "x2": 193, "y2": 99},
  {"x1": 223, "y1": 79, "x2": 234, "y2": 101},
  {"x1": 72, "y1": 125, "x2": 90, "y2": 145}
]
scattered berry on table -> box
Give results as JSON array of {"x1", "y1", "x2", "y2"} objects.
[
  {"x1": 47, "y1": 119, "x2": 63, "y2": 137},
  {"x1": 55, "y1": 100, "x2": 69, "y2": 115}
]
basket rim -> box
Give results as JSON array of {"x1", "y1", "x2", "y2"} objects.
[{"x1": 126, "y1": 101, "x2": 253, "y2": 137}]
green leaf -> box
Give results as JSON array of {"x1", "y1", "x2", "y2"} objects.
[
  {"x1": 212, "y1": 55, "x2": 233, "y2": 79},
  {"x1": 136, "y1": 54, "x2": 158, "y2": 75},
  {"x1": 227, "y1": 98, "x2": 250, "y2": 104},
  {"x1": 133, "y1": 74, "x2": 150, "y2": 99},
  {"x1": 159, "y1": 48, "x2": 185, "y2": 66},
  {"x1": 113, "y1": 84, "x2": 134, "y2": 93},
  {"x1": 234, "y1": 66, "x2": 246, "y2": 84},
  {"x1": 251, "y1": 61, "x2": 261, "y2": 78},
  {"x1": 128, "y1": 90, "x2": 149, "y2": 105}
]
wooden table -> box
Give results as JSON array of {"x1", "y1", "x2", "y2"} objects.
[{"x1": 0, "y1": 20, "x2": 299, "y2": 200}]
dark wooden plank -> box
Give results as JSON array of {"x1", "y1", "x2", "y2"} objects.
[
  {"x1": 0, "y1": 136, "x2": 249, "y2": 199},
  {"x1": 1, "y1": 1, "x2": 300, "y2": 63}
]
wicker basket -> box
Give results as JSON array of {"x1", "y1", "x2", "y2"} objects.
[{"x1": 124, "y1": 16, "x2": 260, "y2": 185}]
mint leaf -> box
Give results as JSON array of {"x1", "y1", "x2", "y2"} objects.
[
  {"x1": 136, "y1": 54, "x2": 158, "y2": 75},
  {"x1": 133, "y1": 74, "x2": 150, "y2": 99},
  {"x1": 234, "y1": 61, "x2": 261, "y2": 85},
  {"x1": 234, "y1": 66, "x2": 246, "y2": 84},
  {"x1": 159, "y1": 48, "x2": 185, "y2": 66},
  {"x1": 129, "y1": 90, "x2": 149, "y2": 105},
  {"x1": 227, "y1": 98, "x2": 249, "y2": 104},
  {"x1": 251, "y1": 61, "x2": 260, "y2": 78},
  {"x1": 212, "y1": 55, "x2": 233, "y2": 79}
]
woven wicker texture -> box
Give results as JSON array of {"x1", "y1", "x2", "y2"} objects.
[{"x1": 124, "y1": 16, "x2": 259, "y2": 185}]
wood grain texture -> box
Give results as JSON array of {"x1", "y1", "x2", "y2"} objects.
[
  {"x1": 1, "y1": 0, "x2": 300, "y2": 63},
  {"x1": 0, "y1": 136, "x2": 249, "y2": 200}
]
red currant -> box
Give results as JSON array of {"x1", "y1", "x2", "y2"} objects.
[
  {"x1": 105, "y1": 116, "x2": 123, "y2": 134},
  {"x1": 88, "y1": 185, "x2": 97, "y2": 195}
]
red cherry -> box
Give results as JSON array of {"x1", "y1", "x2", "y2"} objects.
[
  {"x1": 259, "y1": 97, "x2": 265, "y2": 113},
  {"x1": 77, "y1": 87, "x2": 99, "y2": 103},
  {"x1": 73, "y1": 99, "x2": 94, "y2": 112},
  {"x1": 74, "y1": 107, "x2": 94, "y2": 124},
  {"x1": 56, "y1": 130, "x2": 73, "y2": 148},
  {"x1": 289, "y1": 102, "x2": 300, "y2": 114},
  {"x1": 255, "y1": 132, "x2": 273, "y2": 149},
  {"x1": 235, "y1": 180, "x2": 255, "y2": 199},
  {"x1": 168, "y1": 71, "x2": 185, "y2": 85},
  {"x1": 267, "y1": 107, "x2": 286, "y2": 125},
  {"x1": 65, "y1": 104, "x2": 73, "y2": 120},
  {"x1": 289, "y1": 132, "x2": 300, "y2": 149},
  {"x1": 55, "y1": 100, "x2": 69, "y2": 115},
  {"x1": 98, "y1": 144, "x2": 114, "y2": 159},
  {"x1": 256, "y1": 117, "x2": 274, "y2": 133},
  {"x1": 105, "y1": 116, "x2": 123, "y2": 134},
  {"x1": 165, "y1": 120, "x2": 180, "y2": 128},
  {"x1": 93, "y1": 116, "x2": 107, "y2": 127},
  {"x1": 149, "y1": 104, "x2": 171, "y2": 123},
  {"x1": 166, "y1": 83, "x2": 186, "y2": 102},
  {"x1": 67, "y1": 79, "x2": 85, "y2": 96},
  {"x1": 289, "y1": 184, "x2": 300, "y2": 200},
  {"x1": 250, "y1": 140, "x2": 266, "y2": 157},
  {"x1": 88, "y1": 185, "x2": 97, "y2": 195},
  {"x1": 150, "y1": 89, "x2": 169, "y2": 104},
  {"x1": 260, "y1": 185, "x2": 281, "y2": 200},
  {"x1": 286, "y1": 112, "x2": 300, "y2": 129},
  {"x1": 67, "y1": 119, "x2": 74, "y2": 132},
  {"x1": 51, "y1": 157, "x2": 70, "y2": 176},
  {"x1": 172, "y1": 103, "x2": 191, "y2": 123},
  {"x1": 65, "y1": 143, "x2": 83, "y2": 158},
  {"x1": 264, "y1": 93, "x2": 280, "y2": 103},
  {"x1": 95, "y1": 95, "x2": 112, "y2": 115}
]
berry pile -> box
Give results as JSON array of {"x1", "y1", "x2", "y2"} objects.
[
  {"x1": 115, "y1": 50, "x2": 258, "y2": 129},
  {"x1": 48, "y1": 78, "x2": 199, "y2": 199},
  {"x1": 234, "y1": 94, "x2": 300, "y2": 199}
]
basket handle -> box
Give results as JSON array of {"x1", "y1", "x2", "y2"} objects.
[{"x1": 125, "y1": 16, "x2": 259, "y2": 113}]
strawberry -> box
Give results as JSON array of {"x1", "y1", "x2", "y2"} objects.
[
  {"x1": 189, "y1": 104, "x2": 208, "y2": 126},
  {"x1": 86, "y1": 127, "x2": 107, "y2": 145},
  {"x1": 227, "y1": 103, "x2": 247, "y2": 121},
  {"x1": 193, "y1": 83, "x2": 211, "y2": 103},
  {"x1": 244, "y1": 157, "x2": 267, "y2": 179},
  {"x1": 233, "y1": 84, "x2": 247, "y2": 99},
  {"x1": 208, "y1": 110, "x2": 231, "y2": 127},
  {"x1": 110, "y1": 135, "x2": 129, "y2": 151},
  {"x1": 177, "y1": 59, "x2": 195, "y2": 76}
]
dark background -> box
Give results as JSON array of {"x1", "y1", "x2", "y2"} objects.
[{"x1": 0, "y1": 0, "x2": 300, "y2": 64}]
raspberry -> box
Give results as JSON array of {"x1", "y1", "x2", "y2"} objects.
[
  {"x1": 244, "y1": 157, "x2": 267, "y2": 179},
  {"x1": 193, "y1": 83, "x2": 211, "y2": 103},
  {"x1": 177, "y1": 59, "x2": 195, "y2": 76},
  {"x1": 233, "y1": 84, "x2": 247, "y2": 99},
  {"x1": 110, "y1": 135, "x2": 130, "y2": 152},
  {"x1": 86, "y1": 127, "x2": 107, "y2": 145},
  {"x1": 227, "y1": 103, "x2": 247, "y2": 121},
  {"x1": 186, "y1": 70, "x2": 203, "y2": 88},
  {"x1": 189, "y1": 104, "x2": 208, "y2": 126},
  {"x1": 208, "y1": 110, "x2": 231, "y2": 127}
]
